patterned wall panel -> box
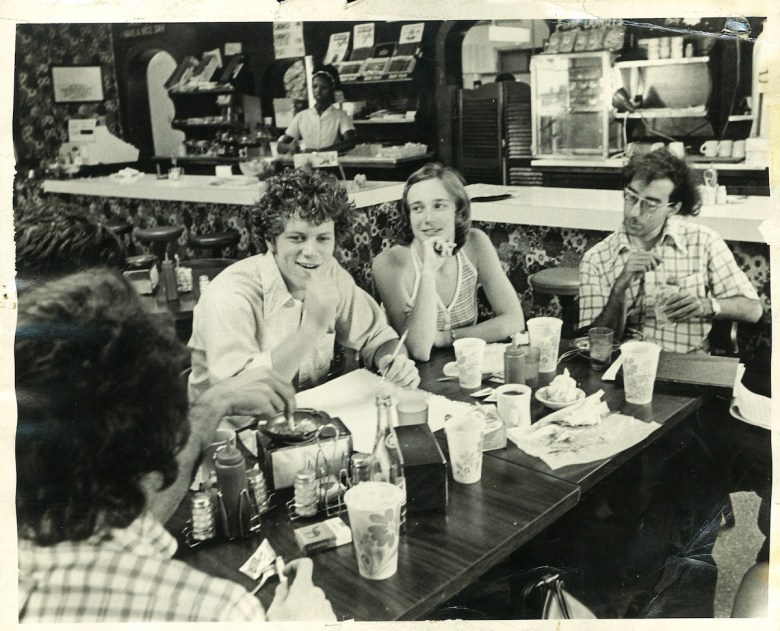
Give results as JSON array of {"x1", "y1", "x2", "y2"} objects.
[{"x1": 15, "y1": 24, "x2": 122, "y2": 168}]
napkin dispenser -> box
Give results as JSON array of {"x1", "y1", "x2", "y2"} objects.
[
  {"x1": 123, "y1": 254, "x2": 159, "y2": 295},
  {"x1": 256, "y1": 417, "x2": 352, "y2": 491},
  {"x1": 395, "y1": 424, "x2": 448, "y2": 513}
]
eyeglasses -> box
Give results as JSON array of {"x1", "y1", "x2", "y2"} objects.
[{"x1": 623, "y1": 188, "x2": 673, "y2": 215}]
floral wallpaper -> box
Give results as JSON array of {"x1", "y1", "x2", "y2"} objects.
[
  {"x1": 38, "y1": 189, "x2": 772, "y2": 359},
  {"x1": 14, "y1": 24, "x2": 122, "y2": 168}
]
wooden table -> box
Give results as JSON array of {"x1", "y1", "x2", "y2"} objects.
[
  {"x1": 169, "y1": 344, "x2": 706, "y2": 620},
  {"x1": 168, "y1": 453, "x2": 579, "y2": 621},
  {"x1": 419, "y1": 346, "x2": 707, "y2": 492}
]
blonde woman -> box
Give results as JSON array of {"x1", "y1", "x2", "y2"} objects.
[{"x1": 373, "y1": 163, "x2": 525, "y2": 362}]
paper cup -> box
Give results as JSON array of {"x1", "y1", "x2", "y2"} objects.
[
  {"x1": 445, "y1": 413, "x2": 486, "y2": 484},
  {"x1": 452, "y1": 338, "x2": 487, "y2": 389},
  {"x1": 495, "y1": 383, "x2": 532, "y2": 429},
  {"x1": 526, "y1": 317, "x2": 563, "y2": 373},
  {"x1": 653, "y1": 284, "x2": 680, "y2": 328},
  {"x1": 344, "y1": 482, "x2": 404, "y2": 580},
  {"x1": 620, "y1": 341, "x2": 662, "y2": 405}
]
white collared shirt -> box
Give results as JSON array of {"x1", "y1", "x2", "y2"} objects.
[
  {"x1": 284, "y1": 105, "x2": 355, "y2": 150},
  {"x1": 188, "y1": 253, "x2": 396, "y2": 401}
]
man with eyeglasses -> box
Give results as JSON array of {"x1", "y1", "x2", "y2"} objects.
[
  {"x1": 567, "y1": 148, "x2": 765, "y2": 617},
  {"x1": 578, "y1": 148, "x2": 762, "y2": 352}
]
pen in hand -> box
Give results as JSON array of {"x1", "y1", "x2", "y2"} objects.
[{"x1": 379, "y1": 329, "x2": 408, "y2": 384}]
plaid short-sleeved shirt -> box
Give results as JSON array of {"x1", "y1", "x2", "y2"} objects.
[
  {"x1": 578, "y1": 218, "x2": 759, "y2": 353},
  {"x1": 18, "y1": 511, "x2": 265, "y2": 622}
]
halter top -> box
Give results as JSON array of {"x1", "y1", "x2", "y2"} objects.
[{"x1": 407, "y1": 247, "x2": 479, "y2": 331}]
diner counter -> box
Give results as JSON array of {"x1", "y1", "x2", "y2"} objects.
[
  {"x1": 467, "y1": 185, "x2": 771, "y2": 244},
  {"x1": 42, "y1": 175, "x2": 404, "y2": 209},
  {"x1": 531, "y1": 157, "x2": 770, "y2": 172}
]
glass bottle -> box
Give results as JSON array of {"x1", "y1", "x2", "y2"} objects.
[{"x1": 371, "y1": 394, "x2": 407, "y2": 530}]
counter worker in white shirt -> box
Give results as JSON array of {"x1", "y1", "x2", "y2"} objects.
[
  {"x1": 577, "y1": 148, "x2": 762, "y2": 352},
  {"x1": 16, "y1": 269, "x2": 335, "y2": 622},
  {"x1": 188, "y1": 167, "x2": 419, "y2": 404},
  {"x1": 277, "y1": 64, "x2": 357, "y2": 155}
]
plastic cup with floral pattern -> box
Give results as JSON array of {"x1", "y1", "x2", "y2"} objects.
[
  {"x1": 344, "y1": 482, "x2": 405, "y2": 580},
  {"x1": 452, "y1": 337, "x2": 487, "y2": 389},
  {"x1": 444, "y1": 412, "x2": 487, "y2": 484},
  {"x1": 620, "y1": 341, "x2": 662, "y2": 405},
  {"x1": 526, "y1": 317, "x2": 563, "y2": 373}
]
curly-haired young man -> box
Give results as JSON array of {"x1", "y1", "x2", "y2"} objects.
[
  {"x1": 16, "y1": 269, "x2": 334, "y2": 622},
  {"x1": 188, "y1": 167, "x2": 418, "y2": 401}
]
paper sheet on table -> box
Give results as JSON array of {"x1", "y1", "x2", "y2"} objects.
[
  {"x1": 507, "y1": 413, "x2": 661, "y2": 470},
  {"x1": 296, "y1": 369, "x2": 473, "y2": 453},
  {"x1": 730, "y1": 363, "x2": 771, "y2": 430}
]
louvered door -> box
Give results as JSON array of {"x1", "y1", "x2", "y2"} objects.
[
  {"x1": 458, "y1": 83, "x2": 503, "y2": 184},
  {"x1": 458, "y1": 82, "x2": 535, "y2": 185}
]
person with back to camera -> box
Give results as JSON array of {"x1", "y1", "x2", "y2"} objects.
[
  {"x1": 188, "y1": 167, "x2": 419, "y2": 403},
  {"x1": 15, "y1": 269, "x2": 335, "y2": 622},
  {"x1": 372, "y1": 163, "x2": 525, "y2": 362},
  {"x1": 277, "y1": 64, "x2": 357, "y2": 155}
]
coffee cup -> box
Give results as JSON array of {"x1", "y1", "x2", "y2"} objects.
[
  {"x1": 495, "y1": 384, "x2": 532, "y2": 430},
  {"x1": 700, "y1": 140, "x2": 719, "y2": 158},
  {"x1": 732, "y1": 140, "x2": 746, "y2": 159},
  {"x1": 718, "y1": 140, "x2": 734, "y2": 158}
]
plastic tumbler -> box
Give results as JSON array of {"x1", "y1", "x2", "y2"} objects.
[
  {"x1": 620, "y1": 341, "x2": 662, "y2": 404},
  {"x1": 444, "y1": 412, "x2": 487, "y2": 484},
  {"x1": 588, "y1": 327, "x2": 614, "y2": 371},
  {"x1": 653, "y1": 284, "x2": 680, "y2": 328},
  {"x1": 527, "y1": 317, "x2": 563, "y2": 373},
  {"x1": 344, "y1": 482, "x2": 405, "y2": 580},
  {"x1": 452, "y1": 337, "x2": 487, "y2": 389}
]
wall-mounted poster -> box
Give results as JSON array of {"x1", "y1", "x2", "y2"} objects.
[{"x1": 51, "y1": 65, "x2": 104, "y2": 103}]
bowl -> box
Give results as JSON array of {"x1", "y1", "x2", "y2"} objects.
[
  {"x1": 535, "y1": 386, "x2": 586, "y2": 410},
  {"x1": 239, "y1": 158, "x2": 276, "y2": 179}
]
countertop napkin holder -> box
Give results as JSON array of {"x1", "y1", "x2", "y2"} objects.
[{"x1": 395, "y1": 424, "x2": 448, "y2": 513}]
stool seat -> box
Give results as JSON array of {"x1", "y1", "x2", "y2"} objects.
[
  {"x1": 528, "y1": 267, "x2": 579, "y2": 296},
  {"x1": 106, "y1": 221, "x2": 133, "y2": 237},
  {"x1": 190, "y1": 231, "x2": 240, "y2": 249},
  {"x1": 135, "y1": 226, "x2": 184, "y2": 243}
]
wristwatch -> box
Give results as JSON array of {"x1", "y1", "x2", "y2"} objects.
[{"x1": 708, "y1": 297, "x2": 722, "y2": 319}]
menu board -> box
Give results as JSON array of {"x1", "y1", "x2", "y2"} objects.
[{"x1": 273, "y1": 21, "x2": 305, "y2": 60}]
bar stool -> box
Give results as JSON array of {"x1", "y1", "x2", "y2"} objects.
[
  {"x1": 135, "y1": 225, "x2": 184, "y2": 265},
  {"x1": 105, "y1": 220, "x2": 133, "y2": 238},
  {"x1": 189, "y1": 230, "x2": 240, "y2": 258},
  {"x1": 528, "y1": 267, "x2": 579, "y2": 339}
]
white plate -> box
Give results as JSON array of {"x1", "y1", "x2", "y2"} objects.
[{"x1": 535, "y1": 386, "x2": 586, "y2": 410}]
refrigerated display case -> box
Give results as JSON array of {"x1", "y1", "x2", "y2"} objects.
[{"x1": 531, "y1": 51, "x2": 623, "y2": 158}]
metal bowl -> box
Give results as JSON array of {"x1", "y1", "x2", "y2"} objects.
[{"x1": 258, "y1": 408, "x2": 333, "y2": 444}]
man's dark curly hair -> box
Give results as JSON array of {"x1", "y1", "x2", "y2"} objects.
[
  {"x1": 15, "y1": 199, "x2": 126, "y2": 276},
  {"x1": 399, "y1": 162, "x2": 472, "y2": 251},
  {"x1": 15, "y1": 269, "x2": 190, "y2": 545},
  {"x1": 251, "y1": 168, "x2": 354, "y2": 251},
  {"x1": 623, "y1": 148, "x2": 702, "y2": 216}
]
